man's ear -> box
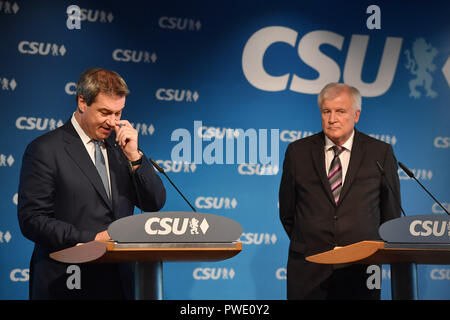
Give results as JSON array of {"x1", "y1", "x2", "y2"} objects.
[
  {"x1": 354, "y1": 109, "x2": 361, "y2": 124},
  {"x1": 77, "y1": 95, "x2": 87, "y2": 114}
]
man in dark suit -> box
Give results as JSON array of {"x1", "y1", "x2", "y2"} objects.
[
  {"x1": 18, "y1": 68, "x2": 166, "y2": 299},
  {"x1": 279, "y1": 83, "x2": 400, "y2": 300}
]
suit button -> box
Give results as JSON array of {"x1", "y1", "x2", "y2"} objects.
[{"x1": 333, "y1": 215, "x2": 338, "y2": 220}]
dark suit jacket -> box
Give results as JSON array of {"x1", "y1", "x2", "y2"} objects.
[
  {"x1": 17, "y1": 120, "x2": 166, "y2": 299},
  {"x1": 279, "y1": 130, "x2": 400, "y2": 299}
]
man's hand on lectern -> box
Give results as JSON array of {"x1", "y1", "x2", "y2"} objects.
[{"x1": 95, "y1": 230, "x2": 111, "y2": 241}]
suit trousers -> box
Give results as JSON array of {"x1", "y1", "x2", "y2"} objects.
[{"x1": 288, "y1": 251, "x2": 380, "y2": 300}]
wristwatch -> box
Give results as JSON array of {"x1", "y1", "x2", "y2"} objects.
[{"x1": 130, "y1": 149, "x2": 144, "y2": 166}]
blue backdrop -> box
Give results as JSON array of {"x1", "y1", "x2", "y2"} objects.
[{"x1": 0, "y1": 0, "x2": 449, "y2": 300}]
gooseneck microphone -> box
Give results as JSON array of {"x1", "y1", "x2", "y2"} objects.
[
  {"x1": 376, "y1": 160, "x2": 406, "y2": 217},
  {"x1": 398, "y1": 162, "x2": 449, "y2": 215},
  {"x1": 149, "y1": 158, "x2": 197, "y2": 212}
]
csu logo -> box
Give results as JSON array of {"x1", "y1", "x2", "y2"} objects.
[
  {"x1": 276, "y1": 268, "x2": 287, "y2": 280},
  {"x1": 65, "y1": 82, "x2": 76, "y2": 95},
  {"x1": 198, "y1": 126, "x2": 240, "y2": 139},
  {"x1": 432, "y1": 202, "x2": 449, "y2": 214},
  {"x1": 242, "y1": 26, "x2": 402, "y2": 97},
  {"x1": 156, "y1": 88, "x2": 199, "y2": 102},
  {"x1": 430, "y1": 269, "x2": 450, "y2": 280},
  {"x1": 399, "y1": 168, "x2": 432, "y2": 180},
  {"x1": 10, "y1": 269, "x2": 29, "y2": 282},
  {"x1": 1, "y1": 77, "x2": 17, "y2": 91},
  {"x1": 434, "y1": 137, "x2": 450, "y2": 148},
  {"x1": 0, "y1": 154, "x2": 14, "y2": 167},
  {"x1": 0, "y1": 230, "x2": 12, "y2": 243},
  {"x1": 153, "y1": 160, "x2": 197, "y2": 173},
  {"x1": 131, "y1": 123, "x2": 155, "y2": 136},
  {"x1": 193, "y1": 267, "x2": 235, "y2": 280},
  {"x1": 16, "y1": 116, "x2": 64, "y2": 131},
  {"x1": 112, "y1": 49, "x2": 157, "y2": 63},
  {"x1": 145, "y1": 217, "x2": 209, "y2": 235},
  {"x1": 238, "y1": 163, "x2": 279, "y2": 176},
  {"x1": 240, "y1": 233, "x2": 277, "y2": 245},
  {"x1": 79, "y1": 8, "x2": 114, "y2": 23},
  {"x1": 409, "y1": 220, "x2": 450, "y2": 237},
  {"x1": 158, "y1": 17, "x2": 201, "y2": 31},
  {"x1": 280, "y1": 130, "x2": 313, "y2": 142},
  {"x1": 369, "y1": 134, "x2": 398, "y2": 146},
  {"x1": 18, "y1": 41, "x2": 67, "y2": 56},
  {"x1": 195, "y1": 197, "x2": 237, "y2": 210}
]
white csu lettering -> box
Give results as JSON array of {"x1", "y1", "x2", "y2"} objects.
[
  {"x1": 112, "y1": 49, "x2": 145, "y2": 63},
  {"x1": 242, "y1": 26, "x2": 402, "y2": 97},
  {"x1": 145, "y1": 217, "x2": 189, "y2": 235},
  {"x1": 409, "y1": 220, "x2": 447, "y2": 237}
]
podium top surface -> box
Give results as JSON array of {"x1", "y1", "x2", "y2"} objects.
[
  {"x1": 50, "y1": 241, "x2": 242, "y2": 264},
  {"x1": 306, "y1": 241, "x2": 450, "y2": 265}
]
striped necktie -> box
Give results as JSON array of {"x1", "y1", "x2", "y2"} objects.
[
  {"x1": 328, "y1": 145, "x2": 344, "y2": 205},
  {"x1": 93, "y1": 140, "x2": 110, "y2": 199}
]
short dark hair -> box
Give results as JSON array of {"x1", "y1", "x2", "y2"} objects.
[{"x1": 76, "y1": 68, "x2": 129, "y2": 106}]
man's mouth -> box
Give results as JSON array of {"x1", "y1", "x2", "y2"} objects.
[{"x1": 100, "y1": 126, "x2": 112, "y2": 133}]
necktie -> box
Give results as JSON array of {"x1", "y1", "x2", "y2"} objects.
[
  {"x1": 93, "y1": 140, "x2": 110, "y2": 199},
  {"x1": 328, "y1": 145, "x2": 344, "y2": 205}
]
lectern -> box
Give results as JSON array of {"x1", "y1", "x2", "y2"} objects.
[
  {"x1": 50, "y1": 211, "x2": 243, "y2": 300},
  {"x1": 306, "y1": 215, "x2": 450, "y2": 299}
]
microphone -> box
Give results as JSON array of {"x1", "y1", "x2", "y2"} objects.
[
  {"x1": 149, "y1": 158, "x2": 197, "y2": 212},
  {"x1": 398, "y1": 162, "x2": 449, "y2": 215},
  {"x1": 376, "y1": 161, "x2": 406, "y2": 217}
]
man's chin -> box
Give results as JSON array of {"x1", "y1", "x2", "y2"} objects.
[
  {"x1": 97, "y1": 128, "x2": 112, "y2": 139},
  {"x1": 325, "y1": 131, "x2": 341, "y2": 139},
  {"x1": 325, "y1": 132, "x2": 344, "y2": 144}
]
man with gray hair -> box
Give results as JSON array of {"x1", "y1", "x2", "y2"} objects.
[
  {"x1": 279, "y1": 82, "x2": 400, "y2": 299},
  {"x1": 18, "y1": 68, "x2": 166, "y2": 299}
]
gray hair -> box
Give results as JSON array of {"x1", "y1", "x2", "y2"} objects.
[
  {"x1": 317, "y1": 83, "x2": 361, "y2": 111},
  {"x1": 76, "y1": 68, "x2": 129, "y2": 106}
]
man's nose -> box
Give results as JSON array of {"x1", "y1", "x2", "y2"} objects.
[
  {"x1": 105, "y1": 115, "x2": 117, "y2": 127},
  {"x1": 328, "y1": 112, "x2": 337, "y2": 123}
]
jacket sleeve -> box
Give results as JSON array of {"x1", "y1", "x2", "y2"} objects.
[
  {"x1": 379, "y1": 144, "x2": 402, "y2": 224},
  {"x1": 279, "y1": 144, "x2": 296, "y2": 239},
  {"x1": 17, "y1": 140, "x2": 96, "y2": 251},
  {"x1": 133, "y1": 155, "x2": 167, "y2": 212}
]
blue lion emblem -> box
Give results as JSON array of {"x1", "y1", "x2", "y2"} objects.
[{"x1": 405, "y1": 38, "x2": 438, "y2": 98}]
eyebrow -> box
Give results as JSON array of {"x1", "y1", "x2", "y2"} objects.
[{"x1": 98, "y1": 107, "x2": 124, "y2": 114}]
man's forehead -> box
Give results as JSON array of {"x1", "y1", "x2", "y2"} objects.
[{"x1": 93, "y1": 93, "x2": 126, "y2": 110}]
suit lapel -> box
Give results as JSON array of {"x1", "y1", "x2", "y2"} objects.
[
  {"x1": 311, "y1": 133, "x2": 336, "y2": 205},
  {"x1": 338, "y1": 130, "x2": 366, "y2": 205},
  {"x1": 62, "y1": 121, "x2": 113, "y2": 211}
]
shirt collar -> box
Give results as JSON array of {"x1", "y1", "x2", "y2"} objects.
[
  {"x1": 71, "y1": 113, "x2": 96, "y2": 145},
  {"x1": 324, "y1": 130, "x2": 355, "y2": 151}
]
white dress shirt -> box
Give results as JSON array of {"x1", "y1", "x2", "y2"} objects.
[
  {"x1": 324, "y1": 130, "x2": 355, "y2": 186},
  {"x1": 71, "y1": 114, "x2": 112, "y2": 193}
]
